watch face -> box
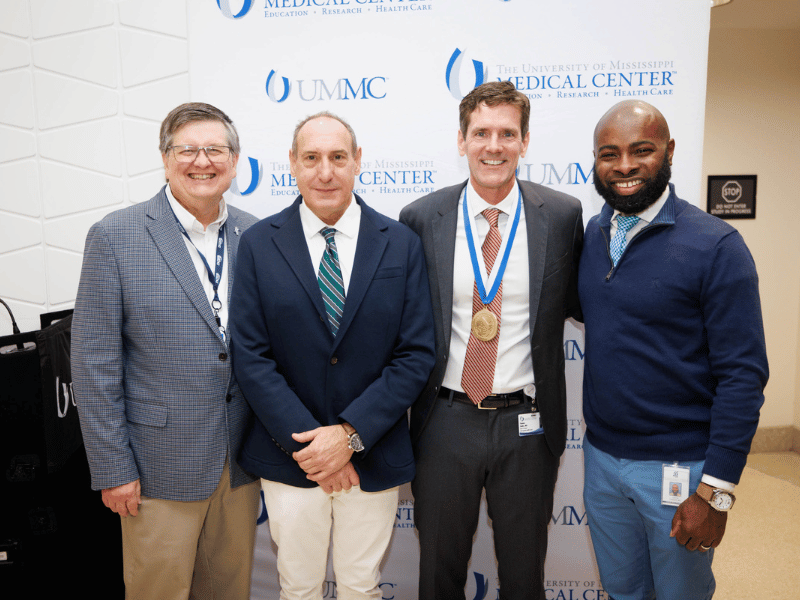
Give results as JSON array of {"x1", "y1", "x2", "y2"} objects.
[
  {"x1": 712, "y1": 492, "x2": 733, "y2": 510},
  {"x1": 349, "y1": 433, "x2": 364, "y2": 452}
]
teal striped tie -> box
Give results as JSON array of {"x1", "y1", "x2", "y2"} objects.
[{"x1": 318, "y1": 228, "x2": 345, "y2": 336}]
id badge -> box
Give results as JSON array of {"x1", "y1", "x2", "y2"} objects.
[
  {"x1": 518, "y1": 412, "x2": 542, "y2": 436},
  {"x1": 661, "y1": 463, "x2": 690, "y2": 506}
]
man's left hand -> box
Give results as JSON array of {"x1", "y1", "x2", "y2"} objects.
[
  {"x1": 292, "y1": 425, "x2": 353, "y2": 480},
  {"x1": 670, "y1": 493, "x2": 727, "y2": 552}
]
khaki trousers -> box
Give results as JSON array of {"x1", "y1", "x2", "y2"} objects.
[{"x1": 120, "y1": 462, "x2": 260, "y2": 600}]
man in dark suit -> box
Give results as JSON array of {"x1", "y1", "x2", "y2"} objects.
[
  {"x1": 399, "y1": 81, "x2": 583, "y2": 600},
  {"x1": 229, "y1": 111, "x2": 436, "y2": 600},
  {"x1": 72, "y1": 102, "x2": 260, "y2": 599}
]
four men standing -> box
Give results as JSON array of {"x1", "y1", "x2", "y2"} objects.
[{"x1": 72, "y1": 91, "x2": 767, "y2": 599}]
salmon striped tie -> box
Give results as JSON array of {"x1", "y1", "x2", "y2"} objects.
[{"x1": 461, "y1": 208, "x2": 502, "y2": 404}]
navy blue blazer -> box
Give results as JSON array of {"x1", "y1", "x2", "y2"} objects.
[{"x1": 230, "y1": 195, "x2": 436, "y2": 492}]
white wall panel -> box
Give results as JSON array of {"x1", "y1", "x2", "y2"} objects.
[
  {"x1": 0, "y1": 214, "x2": 42, "y2": 253},
  {"x1": 119, "y1": 0, "x2": 188, "y2": 38},
  {"x1": 29, "y1": 0, "x2": 113, "y2": 39},
  {"x1": 44, "y1": 208, "x2": 121, "y2": 253},
  {"x1": 0, "y1": 160, "x2": 40, "y2": 217},
  {"x1": 0, "y1": 126, "x2": 35, "y2": 163},
  {"x1": 32, "y1": 29, "x2": 119, "y2": 87},
  {"x1": 34, "y1": 72, "x2": 118, "y2": 129},
  {"x1": 119, "y1": 29, "x2": 188, "y2": 87},
  {"x1": 40, "y1": 161, "x2": 123, "y2": 217},
  {"x1": 0, "y1": 0, "x2": 31, "y2": 38},
  {"x1": 0, "y1": 247, "x2": 46, "y2": 304},
  {"x1": 0, "y1": 71, "x2": 35, "y2": 127},
  {"x1": 44, "y1": 247, "x2": 82, "y2": 304},
  {"x1": 0, "y1": 35, "x2": 30, "y2": 71},
  {"x1": 123, "y1": 75, "x2": 190, "y2": 121},
  {"x1": 122, "y1": 118, "x2": 162, "y2": 176},
  {"x1": 38, "y1": 120, "x2": 123, "y2": 176}
]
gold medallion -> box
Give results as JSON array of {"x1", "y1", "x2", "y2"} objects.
[{"x1": 471, "y1": 308, "x2": 498, "y2": 342}]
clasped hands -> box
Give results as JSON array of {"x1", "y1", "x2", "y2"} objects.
[{"x1": 292, "y1": 425, "x2": 360, "y2": 494}]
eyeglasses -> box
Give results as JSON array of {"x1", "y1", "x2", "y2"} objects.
[{"x1": 168, "y1": 145, "x2": 233, "y2": 164}]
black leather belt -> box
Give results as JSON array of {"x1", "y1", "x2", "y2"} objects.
[{"x1": 439, "y1": 387, "x2": 531, "y2": 410}]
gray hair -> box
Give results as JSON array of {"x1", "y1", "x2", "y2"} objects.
[{"x1": 159, "y1": 102, "x2": 240, "y2": 155}]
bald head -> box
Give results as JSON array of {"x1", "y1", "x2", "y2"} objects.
[
  {"x1": 594, "y1": 100, "x2": 671, "y2": 150},
  {"x1": 592, "y1": 101, "x2": 675, "y2": 215}
]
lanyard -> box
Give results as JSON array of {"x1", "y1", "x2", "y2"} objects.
[
  {"x1": 462, "y1": 186, "x2": 522, "y2": 305},
  {"x1": 170, "y1": 207, "x2": 227, "y2": 339}
]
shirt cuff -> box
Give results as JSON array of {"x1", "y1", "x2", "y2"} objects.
[{"x1": 701, "y1": 474, "x2": 735, "y2": 492}]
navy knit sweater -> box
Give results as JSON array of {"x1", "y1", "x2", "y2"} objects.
[{"x1": 578, "y1": 185, "x2": 768, "y2": 483}]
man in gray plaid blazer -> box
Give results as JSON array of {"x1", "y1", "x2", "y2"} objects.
[{"x1": 72, "y1": 103, "x2": 260, "y2": 600}]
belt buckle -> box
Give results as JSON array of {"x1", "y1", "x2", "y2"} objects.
[{"x1": 477, "y1": 397, "x2": 499, "y2": 410}]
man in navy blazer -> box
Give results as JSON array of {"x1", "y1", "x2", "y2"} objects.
[
  {"x1": 400, "y1": 82, "x2": 583, "y2": 600},
  {"x1": 230, "y1": 112, "x2": 436, "y2": 599},
  {"x1": 72, "y1": 103, "x2": 260, "y2": 600}
]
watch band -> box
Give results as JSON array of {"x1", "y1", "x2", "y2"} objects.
[{"x1": 696, "y1": 482, "x2": 735, "y2": 511}]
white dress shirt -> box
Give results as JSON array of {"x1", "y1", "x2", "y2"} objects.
[
  {"x1": 299, "y1": 195, "x2": 361, "y2": 293},
  {"x1": 442, "y1": 181, "x2": 532, "y2": 395},
  {"x1": 166, "y1": 184, "x2": 230, "y2": 334}
]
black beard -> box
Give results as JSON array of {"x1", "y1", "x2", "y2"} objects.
[{"x1": 594, "y1": 156, "x2": 671, "y2": 215}]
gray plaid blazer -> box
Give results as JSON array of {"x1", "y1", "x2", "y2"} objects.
[{"x1": 72, "y1": 187, "x2": 258, "y2": 501}]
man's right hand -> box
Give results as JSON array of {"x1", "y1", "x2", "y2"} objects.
[
  {"x1": 102, "y1": 479, "x2": 142, "y2": 517},
  {"x1": 318, "y1": 462, "x2": 360, "y2": 494}
]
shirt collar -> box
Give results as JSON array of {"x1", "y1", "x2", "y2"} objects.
[
  {"x1": 166, "y1": 184, "x2": 227, "y2": 234},
  {"x1": 299, "y1": 193, "x2": 361, "y2": 241},
  {"x1": 612, "y1": 185, "x2": 670, "y2": 226},
  {"x1": 466, "y1": 179, "x2": 520, "y2": 217}
]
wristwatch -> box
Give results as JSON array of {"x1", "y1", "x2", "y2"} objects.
[
  {"x1": 695, "y1": 482, "x2": 736, "y2": 512},
  {"x1": 347, "y1": 432, "x2": 364, "y2": 452},
  {"x1": 342, "y1": 423, "x2": 364, "y2": 452}
]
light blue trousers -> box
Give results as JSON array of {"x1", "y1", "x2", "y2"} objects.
[{"x1": 583, "y1": 438, "x2": 715, "y2": 600}]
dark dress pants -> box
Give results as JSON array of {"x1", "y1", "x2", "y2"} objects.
[{"x1": 412, "y1": 395, "x2": 559, "y2": 600}]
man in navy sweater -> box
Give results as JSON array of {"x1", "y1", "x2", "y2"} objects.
[{"x1": 578, "y1": 100, "x2": 768, "y2": 600}]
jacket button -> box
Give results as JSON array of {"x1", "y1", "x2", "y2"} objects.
[
  {"x1": 226, "y1": 394, "x2": 232, "y2": 403},
  {"x1": 330, "y1": 357, "x2": 338, "y2": 365},
  {"x1": 219, "y1": 353, "x2": 228, "y2": 361}
]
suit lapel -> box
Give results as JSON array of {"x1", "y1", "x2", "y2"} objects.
[
  {"x1": 272, "y1": 201, "x2": 329, "y2": 324},
  {"x1": 432, "y1": 188, "x2": 461, "y2": 351},
  {"x1": 226, "y1": 212, "x2": 244, "y2": 305},
  {"x1": 521, "y1": 183, "x2": 548, "y2": 337},
  {"x1": 335, "y1": 199, "x2": 388, "y2": 347},
  {"x1": 146, "y1": 188, "x2": 222, "y2": 340}
]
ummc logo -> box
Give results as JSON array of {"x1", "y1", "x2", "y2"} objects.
[
  {"x1": 266, "y1": 70, "x2": 292, "y2": 103},
  {"x1": 552, "y1": 506, "x2": 588, "y2": 526},
  {"x1": 446, "y1": 48, "x2": 487, "y2": 100},
  {"x1": 564, "y1": 339, "x2": 584, "y2": 361},
  {"x1": 266, "y1": 69, "x2": 387, "y2": 102},
  {"x1": 722, "y1": 180, "x2": 743, "y2": 203},
  {"x1": 216, "y1": 0, "x2": 254, "y2": 19},
  {"x1": 471, "y1": 572, "x2": 490, "y2": 600},
  {"x1": 230, "y1": 156, "x2": 263, "y2": 196}
]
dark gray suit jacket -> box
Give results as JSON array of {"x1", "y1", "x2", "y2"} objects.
[{"x1": 399, "y1": 179, "x2": 583, "y2": 458}]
